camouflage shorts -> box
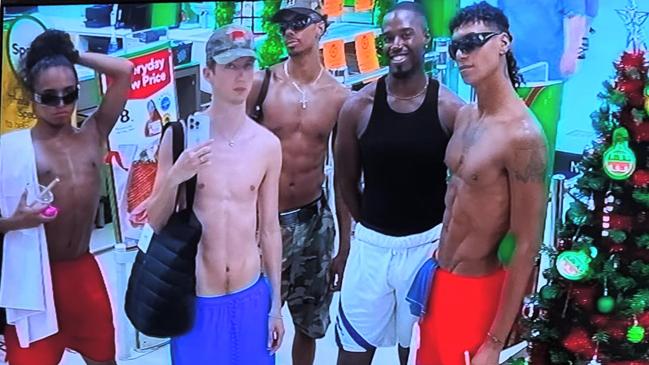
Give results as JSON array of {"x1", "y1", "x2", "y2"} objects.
[{"x1": 280, "y1": 195, "x2": 335, "y2": 339}]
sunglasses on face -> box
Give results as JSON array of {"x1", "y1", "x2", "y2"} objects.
[
  {"x1": 279, "y1": 15, "x2": 320, "y2": 34},
  {"x1": 33, "y1": 87, "x2": 79, "y2": 107},
  {"x1": 448, "y1": 32, "x2": 502, "y2": 60}
]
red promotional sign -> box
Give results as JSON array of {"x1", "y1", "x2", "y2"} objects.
[{"x1": 105, "y1": 48, "x2": 172, "y2": 100}]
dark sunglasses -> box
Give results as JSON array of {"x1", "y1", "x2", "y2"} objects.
[
  {"x1": 33, "y1": 87, "x2": 79, "y2": 107},
  {"x1": 448, "y1": 32, "x2": 502, "y2": 60},
  {"x1": 278, "y1": 14, "x2": 320, "y2": 34}
]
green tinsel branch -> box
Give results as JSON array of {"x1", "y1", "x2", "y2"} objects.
[
  {"x1": 215, "y1": 2, "x2": 236, "y2": 28},
  {"x1": 633, "y1": 188, "x2": 649, "y2": 208},
  {"x1": 258, "y1": 0, "x2": 284, "y2": 68},
  {"x1": 373, "y1": 0, "x2": 395, "y2": 67},
  {"x1": 608, "y1": 229, "x2": 628, "y2": 244},
  {"x1": 636, "y1": 234, "x2": 649, "y2": 249}
]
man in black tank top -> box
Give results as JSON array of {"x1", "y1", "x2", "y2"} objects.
[{"x1": 333, "y1": 3, "x2": 464, "y2": 365}]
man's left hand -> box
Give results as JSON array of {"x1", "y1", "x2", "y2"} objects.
[
  {"x1": 470, "y1": 341, "x2": 502, "y2": 365},
  {"x1": 329, "y1": 251, "x2": 348, "y2": 291},
  {"x1": 267, "y1": 315, "x2": 284, "y2": 354}
]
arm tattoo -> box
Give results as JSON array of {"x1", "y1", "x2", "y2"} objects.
[{"x1": 513, "y1": 147, "x2": 547, "y2": 183}]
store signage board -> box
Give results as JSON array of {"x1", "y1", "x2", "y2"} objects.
[{"x1": 100, "y1": 42, "x2": 179, "y2": 245}]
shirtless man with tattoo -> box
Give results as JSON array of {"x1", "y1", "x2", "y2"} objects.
[{"x1": 417, "y1": 3, "x2": 549, "y2": 365}]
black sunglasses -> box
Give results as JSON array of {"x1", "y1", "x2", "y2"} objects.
[
  {"x1": 33, "y1": 87, "x2": 79, "y2": 107},
  {"x1": 278, "y1": 14, "x2": 320, "y2": 34},
  {"x1": 448, "y1": 32, "x2": 502, "y2": 60}
]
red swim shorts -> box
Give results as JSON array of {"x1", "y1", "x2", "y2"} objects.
[
  {"x1": 417, "y1": 267, "x2": 506, "y2": 365},
  {"x1": 4, "y1": 253, "x2": 115, "y2": 365}
]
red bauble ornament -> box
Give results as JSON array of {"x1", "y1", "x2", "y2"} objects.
[
  {"x1": 608, "y1": 326, "x2": 627, "y2": 340},
  {"x1": 609, "y1": 214, "x2": 634, "y2": 230},
  {"x1": 591, "y1": 314, "x2": 611, "y2": 328},
  {"x1": 572, "y1": 285, "x2": 596, "y2": 312},
  {"x1": 631, "y1": 170, "x2": 649, "y2": 188},
  {"x1": 610, "y1": 361, "x2": 649, "y2": 365},
  {"x1": 618, "y1": 51, "x2": 647, "y2": 71},
  {"x1": 617, "y1": 79, "x2": 645, "y2": 94},
  {"x1": 628, "y1": 121, "x2": 649, "y2": 143},
  {"x1": 563, "y1": 328, "x2": 596, "y2": 357}
]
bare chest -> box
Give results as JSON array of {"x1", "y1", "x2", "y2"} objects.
[
  {"x1": 195, "y1": 146, "x2": 266, "y2": 203},
  {"x1": 33, "y1": 133, "x2": 103, "y2": 196},
  {"x1": 263, "y1": 84, "x2": 339, "y2": 142},
  {"x1": 445, "y1": 123, "x2": 505, "y2": 186}
]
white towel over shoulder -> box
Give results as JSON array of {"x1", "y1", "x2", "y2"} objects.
[{"x1": 0, "y1": 129, "x2": 58, "y2": 348}]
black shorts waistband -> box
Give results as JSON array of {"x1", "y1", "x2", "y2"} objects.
[{"x1": 279, "y1": 193, "x2": 326, "y2": 226}]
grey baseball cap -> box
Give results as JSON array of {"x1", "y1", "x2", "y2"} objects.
[
  {"x1": 206, "y1": 25, "x2": 256, "y2": 65},
  {"x1": 271, "y1": 0, "x2": 323, "y2": 23}
]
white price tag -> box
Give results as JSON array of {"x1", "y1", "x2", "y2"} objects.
[{"x1": 137, "y1": 224, "x2": 155, "y2": 253}]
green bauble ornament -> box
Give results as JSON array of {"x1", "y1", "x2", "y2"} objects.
[
  {"x1": 602, "y1": 127, "x2": 637, "y2": 180},
  {"x1": 596, "y1": 296, "x2": 615, "y2": 313},
  {"x1": 627, "y1": 325, "x2": 645, "y2": 343},
  {"x1": 556, "y1": 250, "x2": 592, "y2": 280},
  {"x1": 497, "y1": 232, "x2": 516, "y2": 265}
]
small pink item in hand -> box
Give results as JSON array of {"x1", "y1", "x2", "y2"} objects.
[{"x1": 41, "y1": 205, "x2": 59, "y2": 218}]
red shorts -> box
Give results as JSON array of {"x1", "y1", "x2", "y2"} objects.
[
  {"x1": 4, "y1": 253, "x2": 115, "y2": 365},
  {"x1": 417, "y1": 267, "x2": 506, "y2": 365}
]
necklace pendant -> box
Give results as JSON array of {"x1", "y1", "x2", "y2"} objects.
[
  {"x1": 300, "y1": 95, "x2": 308, "y2": 109},
  {"x1": 228, "y1": 141, "x2": 234, "y2": 147}
]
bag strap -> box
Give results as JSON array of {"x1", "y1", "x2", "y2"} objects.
[
  {"x1": 251, "y1": 68, "x2": 271, "y2": 123},
  {"x1": 161, "y1": 121, "x2": 198, "y2": 210}
]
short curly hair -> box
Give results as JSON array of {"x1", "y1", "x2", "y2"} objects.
[{"x1": 449, "y1": 1, "x2": 523, "y2": 88}]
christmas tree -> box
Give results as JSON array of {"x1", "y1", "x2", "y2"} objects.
[{"x1": 517, "y1": 2, "x2": 649, "y2": 364}]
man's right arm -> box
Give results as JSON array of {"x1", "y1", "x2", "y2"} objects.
[
  {"x1": 147, "y1": 127, "x2": 213, "y2": 232},
  {"x1": 146, "y1": 128, "x2": 181, "y2": 232},
  {"x1": 334, "y1": 96, "x2": 363, "y2": 222}
]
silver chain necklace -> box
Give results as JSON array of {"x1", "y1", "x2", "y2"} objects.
[{"x1": 284, "y1": 61, "x2": 324, "y2": 109}]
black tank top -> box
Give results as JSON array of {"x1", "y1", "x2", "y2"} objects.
[{"x1": 359, "y1": 76, "x2": 449, "y2": 237}]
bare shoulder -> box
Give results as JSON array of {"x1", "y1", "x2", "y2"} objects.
[
  {"x1": 269, "y1": 62, "x2": 285, "y2": 82},
  {"x1": 453, "y1": 103, "x2": 477, "y2": 129},
  {"x1": 340, "y1": 82, "x2": 375, "y2": 116},
  {"x1": 249, "y1": 117, "x2": 281, "y2": 152},
  {"x1": 322, "y1": 74, "x2": 351, "y2": 104},
  {"x1": 438, "y1": 83, "x2": 464, "y2": 109},
  {"x1": 506, "y1": 109, "x2": 547, "y2": 150}
]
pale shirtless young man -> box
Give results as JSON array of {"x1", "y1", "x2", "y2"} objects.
[
  {"x1": 146, "y1": 25, "x2": 284, "y2": 364},
  {"x1": 334, "y1": 3, "x2": 464, "y2": 365},
  {"x1": 246, "y1": 1, "x2": 351, "y2": 364},
  {"x1": 417, "y1": 3, "x2": 549, "y2": 365},
  {"x1": 0, "y1": 29, "x2": 133, "y2": 365}
]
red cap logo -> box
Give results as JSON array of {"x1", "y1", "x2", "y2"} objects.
[{"x1": 229, "y1": 29, "x2": 247, "y2": 42}]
